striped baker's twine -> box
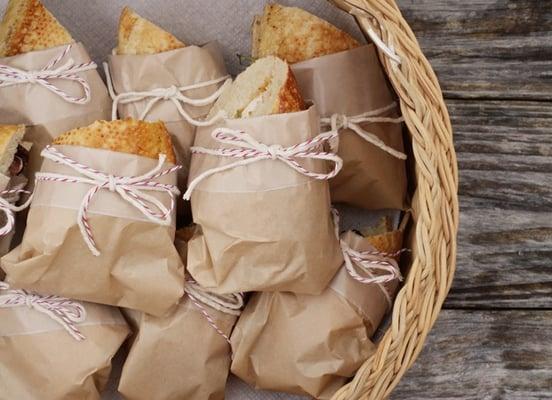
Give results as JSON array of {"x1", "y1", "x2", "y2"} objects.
[
  {"x1": 35, "y1": 146, "x2": 181, "y2": 256},
  {"x1": 0, "y1": 45, "x2": 97, "y2": 104},
  {"x1": 185, "y1": 279, "x2": 244, "y2": 348},
  {"x1": 321, "y1": 102, "x2": 406, "y2": 160},
  {"x1": 0, "y1": 282, "x2": 87, "y2": 341},
  {"x1": 183, "y1": 128, "x2": 343, "y2": 200},
  {"x1": 104, "y1": 62, "x2": 231, "y2": 126},
  {"x1": 0, "y1": 183, "x2": 32, "y2": 236}
]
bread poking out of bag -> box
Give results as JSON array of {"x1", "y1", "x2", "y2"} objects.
[
  {"x1": 208, "y1": 56, "x2": 304, "y2": 119},
  {"x1": 0, "y1": 124, "x2": 27, "y2": 176},
  {"x1": 252, "y1": 3, "x2": 359, "y2": 64},
  {"x1": 117, "y1": 6, "x2": 186, "y2": 55},
  {"x1": 0, "y1": 0, "x2": 73, "y2": 57},
  {"x1": 53, "y1": 119, "x2": 176, "y2": 164}
]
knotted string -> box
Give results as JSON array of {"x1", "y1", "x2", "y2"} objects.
[
  {"x1": 0, "y1": 44, "x2": 97, "y2": 104},
  {"x1": 183, "y1": 128, "x2": 343, "y2": 200},
  {"x1": 35, "y1": 146, "x2": 181, "y2": 256},
  {"x1": 104, "y1": 62, "x2": 230, "y2": 126},
  {"x1": 321, "y1": 102, "x2": 406, "y2": 160},
  {"x1": 0, "y1": 282, "x2": 87, "y2": 341},
  {"x1": 0, "y1": 182, "x2": 32, "y2": 236},
  {"x1": 185, "y1": 279, "x2": 244, "y2": 348}
]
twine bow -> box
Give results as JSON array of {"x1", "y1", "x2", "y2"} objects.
[
  {"x1": 183, "y1": 128, "x2": 343, "y2": 200},
  {"x1": 104, "y1": 62, "x2": 230, "y2": 126},
  {"x1": 0, "y1": 185, "x2": 32, "y2": 236},
  {"x1": 321, "y1": 102, "x2": 406, "y2": 160},
  {"x1": 0, "y1": 282, "x2": 87, "y2": 341},
  {"x1": 0, "y1": 45, "x2": 97, "y2": 104},
  {"x1": 35, "y1": 146, "x2": 181, "y2": 256},
  {"x1": 185, "y1": 279, "x2": 244, "y2": 346}
]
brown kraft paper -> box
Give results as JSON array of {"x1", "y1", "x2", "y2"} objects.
[
  {"x1": 186, "y1": 106, "x2": 343, "y2": 294},
  {"x1": 230, "y1": 229, "x2": 403, "y2": 400},
  {"x1": 119, "y1": 229, "x2": 238, "y2": 400},
  {"x1": 0, "y1": 43, "x2": 111, "y2": 179},
  {"x1": 1, "y1": 145, "x2": 185, "y2": 316},
  {"x1": 291, "y1": 44, "x2": 407, "y2": 210},
  {"x1": 0, "y1": 297, "x2": 129, "y2": 400},
  {"x1": 108, "y1": 42, "x2": 228, "y2": 175}
]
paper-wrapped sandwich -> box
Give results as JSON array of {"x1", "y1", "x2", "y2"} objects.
[
  {"x1": 185, "y1": 56, "x2": 343, "y2": 294},
  {"x1": 231, "y1": 216, "x2": 407, "y2": 399},
  {"x1": 0, "y1": 124, "x2": 30, "y2": 256},
  {"x1": 1, "y1": 119, "x2": 185, "y2": 316},
  {"x1": 106, "y1": 7, "x2": 230, "y2": 200},
  {"x1": 0, "y1": 0, "x2": 111, "y2": 178},
  {"x1": 252, "y1": 4, "x2": 407, "y2": 210},
  {"x1": 119, "y1": 227, "x2": 243, "y2": 400},
  {"x1": 0, "y1": 282, "x2": 129, "y2": 400}
]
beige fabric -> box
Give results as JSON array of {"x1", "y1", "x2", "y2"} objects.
[
  {"x1": 291, "y1": 44, "x2": 407, "y2": 209},
  {"x1": 0, "y1": 42, "x2": 111, "y2": 178},
  {"x1": 1, "y1": 145, "x2": 184, "y2": 316},
  {"x1": 0, "y1": 300, "x2": 128, "y2": 400},
  {"x1": 187, "y1": 106, "x2": 342, "y2": 294}
]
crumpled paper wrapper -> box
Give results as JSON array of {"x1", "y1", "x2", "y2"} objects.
[
  {"x1": 1, "y1": 145, "x2": 184, "y2": 316},
  {"x1": 291, "y1": 44, "x2": 407, "y2": 210},
  {"x1": 187, "y1": 106, "x2": 343, "y2": 294},
  {"x1": 0, "y1": 295, "x2": 129, "y2": 400}
]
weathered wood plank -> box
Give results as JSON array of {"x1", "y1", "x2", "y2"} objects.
[
  {"x1": 392, "y1": 310, "x2": 552, "y2": 399},
  {"x1": 396, "y1": 0, "x2": 552, "y2": 100},
  {"x1": 445, "y1": 99, "x2": 552, "y2": 308}
]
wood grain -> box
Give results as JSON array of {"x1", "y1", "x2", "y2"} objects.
[
  {"x1": 396, "y1": 0, "x2": 552, "y2": 100},
  {"x1": 444, "y1": 99, "x2": 552, "y2": 308},
  {"x1": 392, "y1": 310, "x2": 552, "y2": 399}
]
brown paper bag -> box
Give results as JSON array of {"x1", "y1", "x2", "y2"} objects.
[
  {"x1": 185, "y1": 106, "x2": 343, "y2": 294},
  {"x1": 230, "y1": 227, "x2": 404, "y2": 399},
  {"x1": 1, "y1": 145, "x2": 185, "y2": 316},
  {"x1": 107, "y1": 42, "x2": 229, "y2": 175},
  {"x1": 0, "y1": 43, "x2": 111, "y2": 178},
  {"x1": 291, "y1": 44, "x2": 407, "y2": 210},
  {"x1": 119, "y1": 229, "x2": 242, "y2": 400},
  {"x1": 0, "y1": 283, "x2": 129, "y2": 400}
]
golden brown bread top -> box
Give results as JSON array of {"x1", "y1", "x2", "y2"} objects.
[
  {"x1": 117, "y1": 6, "x2": 185, "y2": 55},
  {"x1": 277, "y1": 65, "x2": 304, "y2": 114},
  {"x1": 53, "y1": 119, "x2": 176, "y2": 164},
  {"x1": 366, "y1": 229, "x2": 403, "y2": 259},
  {"x1": 0, "y1": 0, "x2": 73, "y2": 57},
  {"x1": 252, "y1": 3, "x2": 360, "y2": 64}
]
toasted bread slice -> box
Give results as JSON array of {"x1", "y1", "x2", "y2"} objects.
[
  {"x1": 117, "y1": 7, "x2": 185, "y2": 55},
  {"x1": 0, "y1": 124, "x2": 25, "y2": 175},
  {"x1": 53, "y1": 119, "x2": 176, "y2": 164},
  {"x1": 209, "y1": 56, "x2": 304, "y2": 119},
  {"x1": 0, "y1": 0, "x2": 73, "y2": 57},
  {"x1": 252, "y1": 3, "x2": 359, "y2": 64},
  {"x1": 366, "y1": 229, "x2": 403, "y2": 259}
]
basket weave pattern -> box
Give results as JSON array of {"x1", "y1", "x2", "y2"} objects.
[{"x1": 327, "y1": 1, "x2": 459, "y2": 399}]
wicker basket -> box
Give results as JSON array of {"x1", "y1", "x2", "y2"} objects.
[{"x1": 325, "y1": 1, "x2": 460, "y2": 399}]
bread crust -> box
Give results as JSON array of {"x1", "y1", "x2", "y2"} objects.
[
  {"x1": 276, "y1": 65, "x2": 304, "y2": 114},
  {"x1": 117, "y1": 6, "x2": 185, "y2": 55},
  {"x1": 252, "y1": 3, "x2": 359, "y2": 64},
  {"x1": 0, "y1": 0, "x2": 73, "y2": 57},
  {"x1": 53, "y1": 119, "x2": 176, "y2": 164}
]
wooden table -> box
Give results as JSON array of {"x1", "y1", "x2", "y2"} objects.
[{"x1": 392, "y1": 1, "x2": 552, "y2": 398}]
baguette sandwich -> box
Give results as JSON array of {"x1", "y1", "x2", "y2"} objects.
[
  {"x1": 53, "y1": 119, "x2": 176, "y2": 164},
  {"x1": 252, "y1": 3, "x2": 359, "y2": 64},
  {"x1": 0, "y1": 124, "x2": 28, "y2": 179},
  {"x1": 117, "y1": 6, "x2": 185, "y2": 55},
  {"x1": 0, "y1": 0, "x2": 73, "y2": 57}
]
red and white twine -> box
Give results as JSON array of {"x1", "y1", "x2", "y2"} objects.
[
  {"x1": 0, "y1": 282, "x2": 87, "y2": 341},
  {"x1": 36, "y1": 146, "x2": 181, "y2": 256},
  {"x1": 183, "y1": 128, "x2": 343, "y2": 200},
  {"x1": 0, "y1": 185, "x2": 32, "y2": 236},
  {"x1": 185, "y1": 279, "x2": 244, "y2": 348},
  {"x1": 0, "y1": 45, "x2": 97, "y2": 104},
  {"x1": 321, "y1": 102, "x2": 406, "y2": 160},
  {"x1": 104, "y1": 62, "x2": 231, "y2": 126}
]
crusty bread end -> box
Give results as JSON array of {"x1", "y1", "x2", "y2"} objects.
[{"x1": 0, "y1": 124, "x2": 25, "y2": 175}]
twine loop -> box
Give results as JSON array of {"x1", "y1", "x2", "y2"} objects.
[
  {"x1": 322, "y1": 101, "x2": 406, "y2": 160},
  {"x1": 35, "y1": 146, "x2": 181, "y2": 256},
  {"x1": 183, "y1": 128, "x2": 343, "y2": 200},
  {"x1": 104, "y1": 62, "x2": 230, "y2": 126},
  {"x1": 0, "y1": 186, "x2": 32, "y2": 236},
  {"x1": 0, "y1": 45, "x2": 97, "y2": 104},
  {"x1": 0, "y1": 282, "x2": 87, "y2": 341}
]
